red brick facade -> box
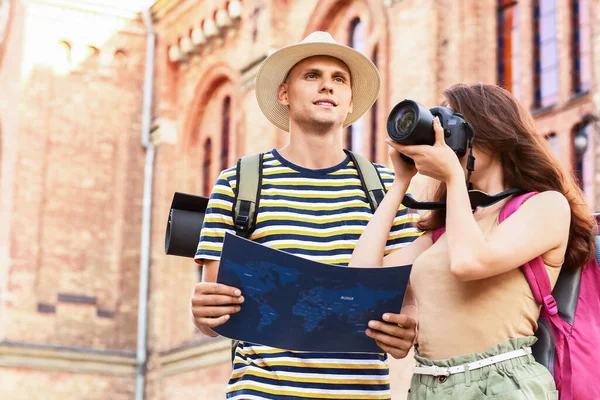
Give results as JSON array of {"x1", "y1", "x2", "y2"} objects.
[{"x1": 0, "y1": 0, "x2": 598, "y2": 399}]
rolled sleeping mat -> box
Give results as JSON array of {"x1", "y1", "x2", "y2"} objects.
[{"x1": 165, "y1": 192, "x2": 209, "y2": 258}]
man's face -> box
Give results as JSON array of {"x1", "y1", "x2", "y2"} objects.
[{"x1": 277, "y1": 55, "x2": 353, "y2": 131}]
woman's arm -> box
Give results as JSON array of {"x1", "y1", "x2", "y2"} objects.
[
  {"x1": 445, "y1": 181, "x2": 570, "y2": 281},
  {"x1": 349, "y1": 179, "x2": 410, "y2": 267}
]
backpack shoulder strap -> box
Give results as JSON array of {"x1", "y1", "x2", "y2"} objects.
[
  {"x1": 231, "y1": 153, "x2": 264, "y2": 363},
  {"x1": 498, "y1": 192, "x2": 559, "y2": 315},
  {"x1": 233, "y1": 153, "x2": 264, "y2": 238},
  {"x1": 346, "y1": 150, "x2": 387, "y2": 213}
]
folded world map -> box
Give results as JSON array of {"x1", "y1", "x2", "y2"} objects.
[{"x1": 214, "y1": 233, "x2": 413, "y2": 353}]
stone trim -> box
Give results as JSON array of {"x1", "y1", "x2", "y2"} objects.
[
  {"x1": 159, "y1": 337, "x2": 230, "y2": 377},
  {"x1": 0, "y1": 341, "x2": 136, "y2": 376}
]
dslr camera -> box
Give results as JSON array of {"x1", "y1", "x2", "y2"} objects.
[{"x1": 386, "y1": 100, "x2": 474, "y2": 164}]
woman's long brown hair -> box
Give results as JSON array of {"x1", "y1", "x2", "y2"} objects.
[{"x1": 417, "y1": 83, "x2": 596, "y2": 268}]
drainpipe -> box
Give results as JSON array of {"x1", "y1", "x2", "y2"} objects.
[{"x1": 136, "y1": 6, "x2": 156, "y2": 400}]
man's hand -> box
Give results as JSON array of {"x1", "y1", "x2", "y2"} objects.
[
  {"x1": 191, "y1": 282, "x2": 244, "y2": 337},
  {"x1": 365, "y1": 313, "x2": 417, "y2": 359}
]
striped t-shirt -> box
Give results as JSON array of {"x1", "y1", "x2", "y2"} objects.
[{"x1": 196, "y1": 149, "x2": 420, "y2": 400}]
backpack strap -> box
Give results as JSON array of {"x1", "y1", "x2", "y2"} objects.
[
  {"x1": 345, "y1": 150, "x2": 387, "y2": 213},
  {"x1": 230, "y1": 153, "x2": 264, "y2": 363},
  {"x1": 233, "y1": 153, "x2": 264, "y2": 238},
  {"x1": 432, "y1": 228, "x2": 445, "y2": 243}
]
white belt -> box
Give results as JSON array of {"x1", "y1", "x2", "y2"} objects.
[{"x1": 413, "y1": 347, "x2": 532, "y2": 377}]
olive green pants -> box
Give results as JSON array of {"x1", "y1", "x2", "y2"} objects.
[{"x1": 408, "y1": 337, "x2": 558, "y2": 400}]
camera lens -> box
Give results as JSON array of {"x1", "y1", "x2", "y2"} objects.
[
  {"x1": 387, "y1": 100, "x2": 435, "y2": 146},
  {"x1": 396, "y1": 108, "x2": 416, "y2": 134}
]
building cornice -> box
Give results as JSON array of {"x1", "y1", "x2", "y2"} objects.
[
  {"x1": 158, "y1": 337, "x2": 230, "y2": 377},
  {"x1": 0, "y1": 341, "x2": 136, "y2": 376},
  {"x1": 150, "y1": 0, "x2": 182, "y2": 21}
]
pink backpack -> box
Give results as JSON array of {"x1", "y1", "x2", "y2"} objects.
[{"x1": 432, "y1": 192, "x2": 600, "y2": 399}]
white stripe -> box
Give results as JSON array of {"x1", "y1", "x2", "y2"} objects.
[
  {"x1": 231, "y1": 364, "x2": 389, "y2": 381},
  {"x1": 208, "y1": 198, "x2": 233, "y2": 208},
  {"x1": 263, "y1": 177, "x2": 362, "y2": 185},
  {"x1": 253, "y1": 224, "x2": 364, "y2": 236},
  {"x1": 228, "y1": 395, "x2": 270, "y2": 400},
  {"x1": 261, "y1": 187, "x2": 367, "y2": 197},
  {"x1": 258, "y1": 211, "x2": 371, "y2": 221},
  {"x1": 227, "y1": 380, "x2": 389, "y2": 395},
  {"x1": 259, "y1": 239, "x2": 357, "y2": 248},
  {"x1": 214, "y1": 183, "x2": 235, "y2": 193}
]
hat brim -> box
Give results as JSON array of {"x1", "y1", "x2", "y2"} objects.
[{"x1": 255, "y1": 42, "x2": 381, "y2": 132}]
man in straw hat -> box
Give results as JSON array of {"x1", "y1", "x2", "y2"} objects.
[{"x1": 192, "y1": 31, "x2": 419, "y2": 399}]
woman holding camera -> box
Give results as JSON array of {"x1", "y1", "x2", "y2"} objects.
[{"x1": 350, "y1": 83, "x2": 596, "y2": 399}]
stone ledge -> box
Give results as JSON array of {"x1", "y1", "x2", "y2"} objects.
[
  {"x1": 0, "y1": 341, "x2": 137, "y2": 377},
  {"x1": 159, "y1": 337, "x2": 230, "y2": 377}
]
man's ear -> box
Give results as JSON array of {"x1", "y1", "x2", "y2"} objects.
[
  {"x1": 277, "y1": 83, "x2": 289, "y2": 107},
  {"x1": 348, "y1": 98, "x2": 354, "y2": 115}
]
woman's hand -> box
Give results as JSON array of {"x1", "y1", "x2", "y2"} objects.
[
  {"x1": 386, "y1": 117, "x2": 463, "y2": 184},
  {"x1": 387, "y1": 142, "x2": 417, "y2": 185}
]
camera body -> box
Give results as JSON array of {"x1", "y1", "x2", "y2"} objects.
[{"x1": 386, "y1": 100, "x2": 474, "y2": 164}]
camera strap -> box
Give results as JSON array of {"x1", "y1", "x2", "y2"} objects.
[{"x1": 401, "y1": 187, "x2": 525, "y2": 210}]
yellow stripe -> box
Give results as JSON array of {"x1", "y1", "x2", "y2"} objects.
[
  {"x1": 203, "y1": 216, "x2": 232, "y2": 224},
  {"x1": 220, "y1": 170, "x2": 237, "y2": 179},
  {"x1": 201, "y1": 231, "x2": 227, "y2": 238},
  {"x1": 213, "y1": 187, "x2": 234, "y2": 196},
  {"x1": 209, "y1": 202, "x2": 233, "y2": 211},
  {"x1": 197, "y1": 243, "x2": 221, "y2": 251},
  {"x1": 226, "y1": 384, "x2": 389, "y2": 399},
  {"x1": 229, "y1": 369, "x2": 389, "y2": 385},
  {"x1": 269, "y1": 243, "x2": 355, "y2": 251},
  {"x1": 388, "y1": 231, "x2": 421, "y2": 241},
  {"x1": 256, "y1": 214, "x2": 370, "y2": 224},
  {"x1": 252, "y1": 229, "x2": 365, "y2": 240}
]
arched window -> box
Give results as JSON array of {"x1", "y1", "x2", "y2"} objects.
[
  {"x1": 203, "y1": 138, "x2": 212, "y2": 197},
  {"x1": 533, "y1": 0, "x2": 558, "y2": 108},
  {"x1": 571, "y1": 0, "x2": 591, "y2": 94},
  {"x1": 370, "y1": 47, "x2": 378, "y2": 161},
  {"x1": 221, "y1": 96, "x2": 231, "y2": 171},
  {"x1": 497, "y1": 0, "x2": 520, "y2": 97},
  {"x1": 347, "y1": 17, "x2": 365, "y2": 152}
]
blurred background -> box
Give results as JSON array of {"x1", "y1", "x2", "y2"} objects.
[{"x1": 0, "y1": 0, "x2": 598, "y2": 399}]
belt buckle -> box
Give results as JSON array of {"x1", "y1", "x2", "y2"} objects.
[{"x1": 431, "y1": 366, "x2": 450, "y2": 377}]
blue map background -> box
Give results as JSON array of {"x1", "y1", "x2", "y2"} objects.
[{"x1": 213, "y1": 233, "x2": 412, "y2": 353}]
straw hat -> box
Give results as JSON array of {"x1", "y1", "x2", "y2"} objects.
[{"x1": 255, "y1": 31, "x2": 381, "y2": 132}]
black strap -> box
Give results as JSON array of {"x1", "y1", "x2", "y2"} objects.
[{"x1": 402, "y1": 188, "x2": 525, "y2": 210}]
